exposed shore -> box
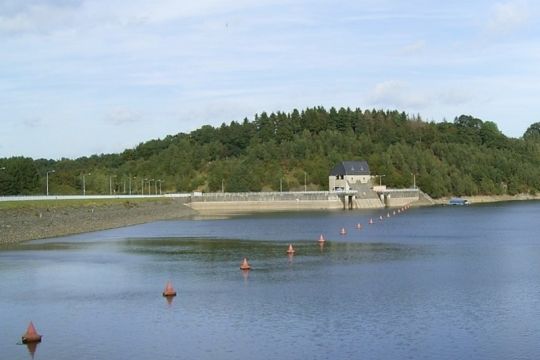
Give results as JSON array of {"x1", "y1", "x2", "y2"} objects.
[
  {"x1": 433, "y1": 194, "x2": 540, "y2": 205},
  {"x1": 0, "y1": 198, "x2": 197, "y2": 245}
]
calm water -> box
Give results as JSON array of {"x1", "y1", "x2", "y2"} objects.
[{"x1": 2, "y1": 202, "x2": 540, "y2": 359}]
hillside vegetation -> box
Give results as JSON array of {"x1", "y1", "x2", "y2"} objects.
[{"x1": 2, "y1": 107, "x2": 540, "y2": 198}]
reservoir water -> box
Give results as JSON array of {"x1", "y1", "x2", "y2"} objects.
[{"x1": 2, "y1": 202, "x2": 540, "y2": 359}]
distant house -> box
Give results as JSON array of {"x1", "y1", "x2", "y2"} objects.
[{"x1": 329, "y1": 161, "x2": 371, "y2": 191}]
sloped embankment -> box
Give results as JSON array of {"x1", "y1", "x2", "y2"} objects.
[{"x1": 0, "y1": 198, "x2": 196, "y2": 244}]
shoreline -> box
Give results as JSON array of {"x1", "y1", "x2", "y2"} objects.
[
  {"x1": 432, "y1": 194, "x2": 540, "y2": 205},
  {"x1": 1, "y1": 193, "x2": 538, "y2": 245}
]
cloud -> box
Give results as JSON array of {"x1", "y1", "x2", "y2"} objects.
[
  {"x1": 0, "y1": 2, "x2": 81, "y2": 34},
  {"x1": 369, "y1": 80, "x2": 430, "y2": 108},
  {"x1": 437, "y1": 89, "x2": 472, "y2": 106},
  {"x1": 487, "y1": 0, "x2": 529, "y2": 33},
  {"x1": 399, "y1": 40, "x2": 426, "y2": 55},
  {"x1": 23, "y1": 117, "x2": 43, "y2": 128},
  {"x1": 106, "y1": 107, "x2": 142, "y2": 126},
  {"x1": 0, "y1": 0, "x2": 286, "y2": 36}
]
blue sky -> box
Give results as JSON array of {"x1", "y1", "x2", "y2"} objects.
[{"x1": 1, "y1": 0, "x2": 538, "y2": 159}]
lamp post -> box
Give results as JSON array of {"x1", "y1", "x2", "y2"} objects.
[
  {"x1": 129, "y1": 175, "x2": 132, "y2": 195},
  {"x1": 149, "y1": 179, "x2": 154, "y2": 195},
  {"x1": 82, "y1": 173, "x2": 91, "y2": 196},
  {"x1": 142, "y1": 179, "x2": 145, "y2": 195},
  {"x1": 154, "y1": 179, "x2": 157, "y2": 195},
  {"x1": 411, "y1": 173, "x2": 416, "y2": 189},
  {"x1": 304, "y1": 172, "x2": 307, "y2": 192},
  {"x1": 379, "y1": 174, "x2": 386, "y2": 186},
  {"x1": 46, "y1": 170, "x2": 55, "y2": 196},
  {"x1": 222, "y1": 179, "x2": 224, "y2": 193},
  {"x1": 109, "y1": 175, "x2": 117, "y2": 195},
  {"x1": 280, "y1": 178, "x2": 283, "y2": 193},
  {"x1": 157, "y1": 180, "x2": 163, "y2": 195}
]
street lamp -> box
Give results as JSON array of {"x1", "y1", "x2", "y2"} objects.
[
  {"x1": 46, "y1": 170, "x2": 55, "y2": 196},
  {"x1": 82, "y1": 173, "x2": 91, "y2": 196},
  {"x1": 411, "y1": 173, "x2": 416, "y2": 189},
  {"x1": 149, "y1": 179, "x2": 154, "y2": 195},
  {"x1": 142, "y1": 178, "x2": 146, "y2": 195},
  {"x1": 157, "y1": 179, "x2": 163, "y2": 195},
  {"x1": 109, "y1": 175, "x2": 117, "y2": 195},
  {"x1": 304, "y1": 172, "x2": 307, "y2": 192},
  {"x1": 378, "y1": 174, "x2": 386, "y2": 186}
]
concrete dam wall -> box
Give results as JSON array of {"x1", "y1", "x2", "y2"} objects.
[{"x1": 187, "y1": 190, "x2": 415, "y2": 213}]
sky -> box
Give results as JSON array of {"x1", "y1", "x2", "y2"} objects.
[{"x1": 1, "y1": 0, "x2": 539, "y2": 159}]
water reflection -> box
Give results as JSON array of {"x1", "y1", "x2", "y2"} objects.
[{"x1": 25, "y1": 342, "x2": 38, "y2": 359}]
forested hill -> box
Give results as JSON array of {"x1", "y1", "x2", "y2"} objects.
[{"x1": 2, "y1": 107, "x2": 540, "y2": 198}]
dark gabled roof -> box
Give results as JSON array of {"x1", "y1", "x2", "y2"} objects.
[{"x1": 330, "y1": 161, "x2": 370, "y2": 176}]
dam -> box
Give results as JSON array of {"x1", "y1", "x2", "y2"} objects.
[{"x1": 188, "y1": 188, "x2": 420, "y2": 213}]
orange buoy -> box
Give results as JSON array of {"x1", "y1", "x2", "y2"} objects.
[
  {"x1": 356, "y1": 223, "x2": 362, "y2": 229},
  {"x1": 287, "y1": 244, "x2": 296, "y2": 254},
  {"x1": 339, "y1": 227, "x2": 347, "y2": 235},
  {"x1": 240, "y1": 257, "x2": 251, "y2": 270},
  {"x1": 162, "y1": 281, "x2": 177, "y2": 297},
  {"x1": 22, "y1": 322, "x2": 42, "y2": 344},
  {"x1": 318, "y1": 234, "x2": 326, "y2": 243},
  {"x1": 369, "y1": 218, "x2": 374, "y2": 224}
]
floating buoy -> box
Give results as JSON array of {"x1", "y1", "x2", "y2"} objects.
[
  {"x1": 318, "y1": 234, "x2": 326, "y2": 243},
  {"x1": 387, "y1": 212, "x2": 390, "y2": 218},
  {"x1": 356, "y1": 223, "x2": 362, "y2": 229},
  {"x1": 379, "y1": 215, "x2": 383, "y2": 221},
  {"x1": 22, "y1": 322, "x2": 42, "y2": 344},
  {"x1": 393, "y1": 210, "x2": 396, "y2": 215},
  {"x1": 339, "y1": 227, "x2": 347, "y2": 235},
  {"x1": 397, "y1": 209, "x2": 401, "y2": 213},
  {"x1": 287, "y1": 244, "x2": 296, "y2": 254},
  {"x1": 369, "y1": 218, "x2": 374, "y2": 224},
  {"x1": 162, "y1": 281, "x2": 177, "y2": 297},
  {"x1": 240, "y1": 257, "x2": 251, "y2": 270}
]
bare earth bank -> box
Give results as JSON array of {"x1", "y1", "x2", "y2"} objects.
[{"x1": 0, "y1": 198, "x2": 197, "y2": 245}]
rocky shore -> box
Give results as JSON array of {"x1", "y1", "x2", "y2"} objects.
[{"x1": 0, "y1": 198, "x2": 197, "y2": 244}]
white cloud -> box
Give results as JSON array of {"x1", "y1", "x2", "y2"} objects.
[
  {"x1": 487, "y1": 0, "x2": 529, "y2": 33},
  {"x1": 369, "y1": 80, "x2": 430, "y2": 108},
  {"x1": 106, "y1": 107, "x2": 142, "y2": 126},
  {"x1": 399, "y1": 40, "x2": 426, "y2": 55}
]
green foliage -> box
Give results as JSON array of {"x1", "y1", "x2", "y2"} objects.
[{"x1": 2, "y1": 108, "x2": 540, "y2": 197}]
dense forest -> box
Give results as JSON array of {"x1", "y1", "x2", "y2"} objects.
[{"x1": 2, "y1": 107, "x2": 540, "y2": 198}]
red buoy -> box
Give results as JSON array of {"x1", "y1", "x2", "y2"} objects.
[
  {"x1": 318, "y1": 234, "x2": 326, "y2": 243},
  {"x1": 162, "y1": 281, "x2": 177, "y2": 297},
  {"x1": 287, "y1": 244, "x2": 296, "y2": 254},
  {"x1": 339, "y1": 227, "x2": 347, "y2": 235},
  {"x1": 22, "y1": 322, "x2": 42, "y2": 344},
  {"x1": 240, "y1": 257, "x2": 251, "y2": 270}
]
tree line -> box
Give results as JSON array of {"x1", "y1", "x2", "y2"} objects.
[{"x1": 2, "y1": 107, "x2": 540, "y2": 198}]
